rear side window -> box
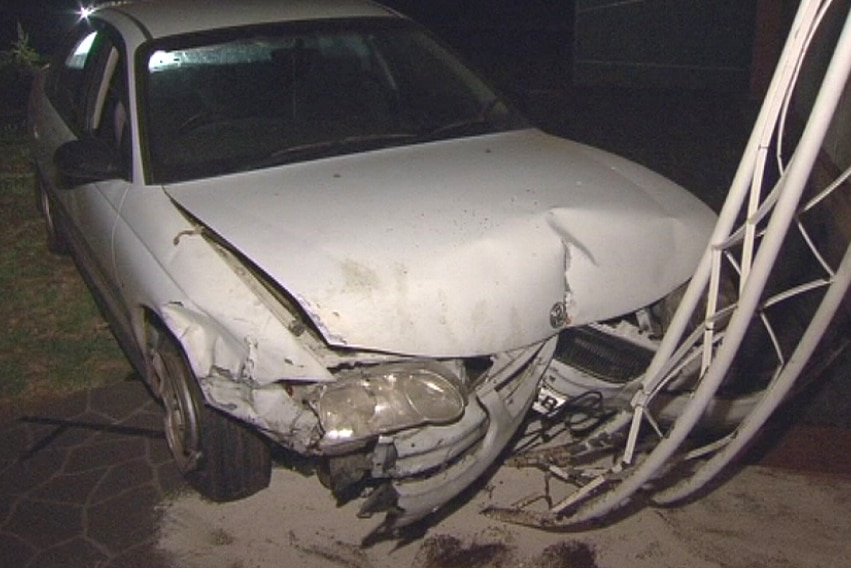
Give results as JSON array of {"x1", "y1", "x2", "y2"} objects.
[
  {"x1": 66, "y1": 31, "x2": 98, "y2": 69},
  {"x1": 46, "y1": 27, "x2": 101, "y2": 133}
]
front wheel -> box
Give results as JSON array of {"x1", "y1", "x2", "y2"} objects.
[{"x1": 151, "y1": 330, "x2": 272, "y2": 501}]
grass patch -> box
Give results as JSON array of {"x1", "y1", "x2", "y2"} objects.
[{"x1": 0, "y1": 126, "x2": 130, "y2": 420}]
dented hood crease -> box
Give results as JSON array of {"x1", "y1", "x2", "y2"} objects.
[{"x1": 164, "y1": 128, "x2": 716, "y2": 357}]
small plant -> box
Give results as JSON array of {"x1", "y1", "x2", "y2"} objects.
[{"x1": 1, "y1": 22, "x2": 42, "y2": 71}]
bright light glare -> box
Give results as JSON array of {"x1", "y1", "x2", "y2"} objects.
[
  {"x1": 73, "y1": 31, "x2": 97, "y2": 57},
  {"x1": 148, "y1": 50, "x2": 181, "y2": 71},
  {"x1": 79, "y1": 5, "x2": 96, "y2": 20}
]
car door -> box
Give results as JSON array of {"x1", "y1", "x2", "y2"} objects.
[{"x1": 35, "y1": 24, "x2": 132, "y2": 327}]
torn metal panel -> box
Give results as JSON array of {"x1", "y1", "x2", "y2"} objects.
[
  {"x1": 388, "y1": 399, "x2": 489, "y2": 477},
  {"x1": 200, "y1": 374, "x2": 322, "y2": 453},
  {"x1": 159, "y1": 299, "x2": 333, "y2": 385},
  {"x1": 160, "y1": 302, "x2": 248, "y2": 381}
]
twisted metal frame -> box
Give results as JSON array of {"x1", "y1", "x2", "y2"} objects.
[{"x1": 488, "y1": 0, "x2": 851, "y2": 528}]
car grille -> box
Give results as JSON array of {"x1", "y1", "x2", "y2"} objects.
[{"x1": 554, "y1": 327, "x2": 655, "y2": 384}]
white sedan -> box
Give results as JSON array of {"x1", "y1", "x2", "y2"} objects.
[{"x1": 28, "y1": 0, "x2": 715, "y2": 531}]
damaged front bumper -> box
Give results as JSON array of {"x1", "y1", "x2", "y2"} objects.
[
  {"x1": 175, "y1": 294, "x2": 557, "y2": 529},
  {"x1": 359, "y1": 339, "x2": 556, "y2": 530}
]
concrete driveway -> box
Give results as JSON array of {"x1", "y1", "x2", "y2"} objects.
[{"x1": 157, "y1": 457, "x2": 851, "y2": 568}]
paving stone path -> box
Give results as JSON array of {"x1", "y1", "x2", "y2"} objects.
[{"x1": 0, "y1": 380, "x2": 184, "y2": 568}]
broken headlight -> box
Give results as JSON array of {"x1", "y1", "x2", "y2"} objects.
[{"x1": 317, "y1": 361, "x2": 466, "y2": 450}]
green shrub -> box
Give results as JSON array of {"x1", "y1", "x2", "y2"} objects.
[{"x1": 1, "y1": 22, "x2": 42, "y2": 70}]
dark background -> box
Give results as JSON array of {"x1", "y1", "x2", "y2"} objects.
[
  {"x1": 5, "y1": 1, "x2": 570, "y2": 53},
  {"x1": 1, "y1": 0, "x2": 763, "y2": 92},
  {"x1": 1, "y1": 0, "x2": 81, "y2": 53},
  {"x1": 0, "y1": 1, "x2": 767, "y2": 125}
]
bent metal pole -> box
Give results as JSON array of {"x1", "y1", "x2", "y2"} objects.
[
  {"x1": 567, "y1": 0, "x2": 851, "y2": 525},
  {"x1": 530, "y1": 0, "x2": 828, "y2": 485},
  {"x1": 654, "y1": 5, "x2": 851, "y2": 506}
]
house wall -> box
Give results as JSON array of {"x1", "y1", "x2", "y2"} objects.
[
  {"x1": 795, "y1": 0, "x2": 851, "y2": 169},
  {"x1": 573, "y1": 0, "x2": 756, "y2": 90}
]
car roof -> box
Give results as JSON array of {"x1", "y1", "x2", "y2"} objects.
[{"x1": 93, "y1": 0, "x2": 401, "y2": 40}]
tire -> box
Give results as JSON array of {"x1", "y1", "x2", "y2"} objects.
[
  {"x1": 151, "y1": 330, "x2": 272, "y2": 502},
  {"x1": 38, "y1": 182, "x2": 69, "y2": 255}
]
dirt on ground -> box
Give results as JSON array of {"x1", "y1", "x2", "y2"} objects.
[{"x1": 154, "y1": 461, "x2": 851, "y2": 568}]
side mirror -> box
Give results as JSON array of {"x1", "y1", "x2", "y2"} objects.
[{"x1": 54, "y1": 138, "x2": 124, "y2": 185}]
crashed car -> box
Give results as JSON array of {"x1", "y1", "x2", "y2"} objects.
[{"x1": 28, "y1": 0, "x2": 715, "y2": 529}]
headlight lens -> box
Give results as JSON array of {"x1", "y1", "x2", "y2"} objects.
[{"x1": 318, "y1": 362, "x2": 466, "y2": 448}]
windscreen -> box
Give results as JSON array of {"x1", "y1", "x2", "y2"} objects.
[{"x1": 141, "y1": 19, "x2": 523, "y2": 183}]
